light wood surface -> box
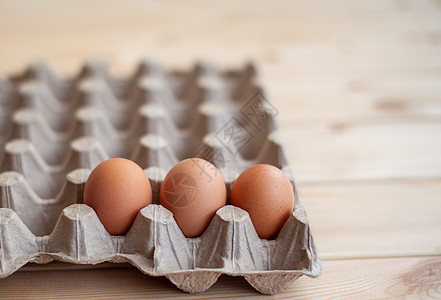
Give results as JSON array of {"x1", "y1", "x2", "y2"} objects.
[
  {"x1": 2, "y1": 257, "x2": 441, "y2": 299},
  {"x1": 1, "y1": 0, "x2": 441, "y2": 298}
]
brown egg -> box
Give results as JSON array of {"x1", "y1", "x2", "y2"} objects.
[
  {"x1": 160, "y1": 158, "x2": 226, "y2": 238},
  {"x1": 231, "y1": 164, "x2": 295, "y2": 239},
  {"x1": 83, "y1": 158, "x2": 152, "y2": 235}
]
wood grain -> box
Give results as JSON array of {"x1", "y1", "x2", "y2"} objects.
[
  {"x1": 0, "y1": 0, "x2": 440, "y2": 298},
  {"x1": 299, "y1": 179, "x2": 441, "y2": 259},
  {"x1": 282, "y1": 121, "x2": 441, "y2": 182},
  {"x1": 1, "y1": 257, "x2": 440, "y2": 299}
]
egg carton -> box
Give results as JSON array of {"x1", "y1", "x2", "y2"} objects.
[{"x1": 0, "y1": 59, "x2": 321, "y2": 294}]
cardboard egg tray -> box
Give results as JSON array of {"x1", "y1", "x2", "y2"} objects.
[{"x1": 0, "y1": 59, "x2": 321, "y2": 294}]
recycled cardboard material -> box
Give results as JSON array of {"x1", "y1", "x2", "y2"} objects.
[{"x1": 0, "y1": 59, "x2": 321, "y2": 294}]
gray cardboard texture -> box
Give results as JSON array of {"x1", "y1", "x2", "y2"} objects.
[{"x1": 0, "y1": 59, "x2": 321, "y2": 294}]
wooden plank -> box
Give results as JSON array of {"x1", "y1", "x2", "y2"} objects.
[
  {"x1": 267, "y1": 75, "x2": 441, "y2": 123},
  {"x1": 298, "y1": 179, "x2": 441, "y2": 258},
  {"x1": 0, "y1": 0, "x2": 440, "y2": 124},
  {"x1": 0, "y1": 257, "x2": 440, "y2": 299},
  {"x1": 0, "y1": 0, "x2": 440, "y2": 74},
  {"x1": 280, "y1": 121, "x2": 441, "y2": 182},
  {"x1": 289, "y1": 256, "x2": 441, "y2": 299}
]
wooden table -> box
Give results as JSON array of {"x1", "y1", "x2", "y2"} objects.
[{"x1": 1, "y1": 0, "x2": 441, "y2": 298}]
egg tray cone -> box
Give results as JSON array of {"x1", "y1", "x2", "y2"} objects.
[{"x1": 0, "y1": 59, "x2": 321, "y2": 294}]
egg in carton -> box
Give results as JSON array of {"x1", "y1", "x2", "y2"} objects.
[{"x1": 0, "y1": 59, "x2": 321, "y2": 294}]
